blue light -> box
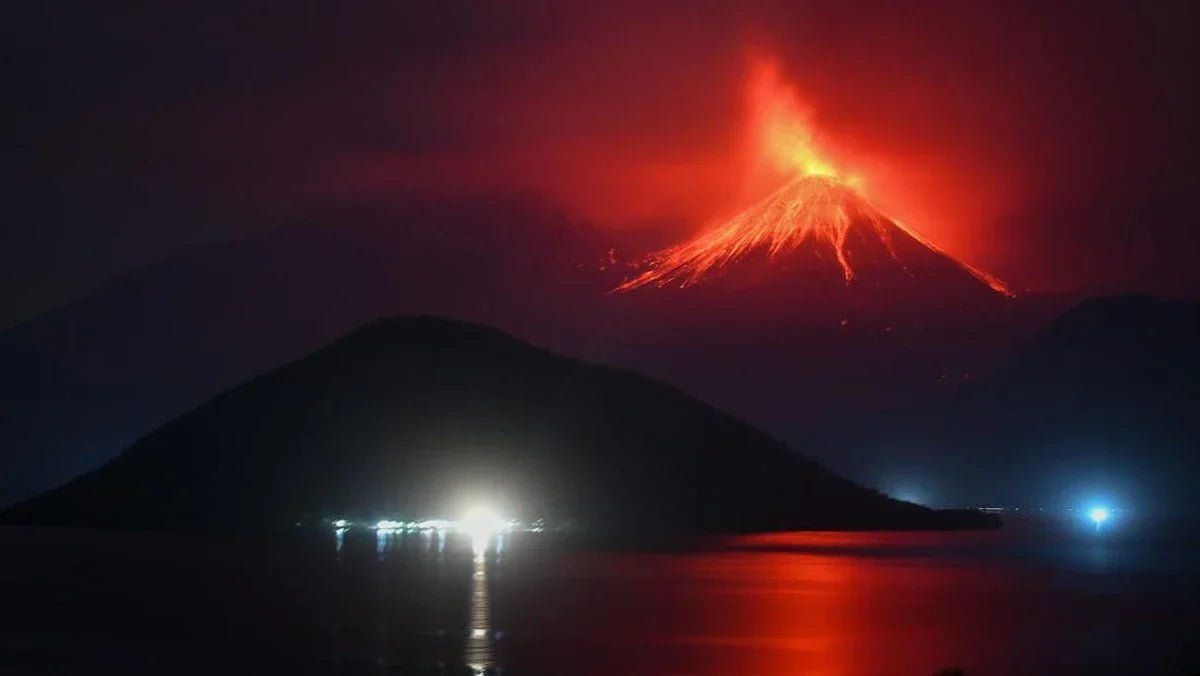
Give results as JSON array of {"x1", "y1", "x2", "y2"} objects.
[{"x1": 1085, "y1": 505, "x2": 1114, "y2": 532}]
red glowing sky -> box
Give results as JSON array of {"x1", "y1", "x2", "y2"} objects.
[
  {"x1": 4, "y1": 1, "x2": 1200, "y2": 325},
  {"x1": 312, "y1": 1, "x2": 1200, "y2": 297}
]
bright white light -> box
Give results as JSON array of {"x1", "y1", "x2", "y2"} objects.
[
  {"x1": 332, "y1": 519, "x2": 348, "y2": 528},
  {"x1": 375, "y1": 519, "x2": 402, "y2": 531},
  {"x1": 1089, "y1": 507, "x2": 1110, "y2": 525},
  {"x1": 461, "y1": 506, "x2": 503, "y2": 556}
]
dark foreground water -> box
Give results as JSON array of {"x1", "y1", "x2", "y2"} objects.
[{"x1": 2, "y1": 517, "x2": 1198, "y2": 675}]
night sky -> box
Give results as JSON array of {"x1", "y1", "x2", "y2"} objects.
[{"x1": 4, "y1": 0, "x2": 1200, "y2": 330}]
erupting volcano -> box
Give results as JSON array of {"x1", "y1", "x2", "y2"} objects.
[
  {"x1": 616, "y1": 62, "x2": 1011, "y2": 298},
  {"x1": 615, "y1": 174, "x2": 1011, "y2": 295}
]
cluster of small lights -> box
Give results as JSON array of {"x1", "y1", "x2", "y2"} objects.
[
  {"x1": 326, "y1": 514, "x2": 544, "y2": 535},
  {"x1": 370, "y1": 518, "x2": 458, "y2": 532}
]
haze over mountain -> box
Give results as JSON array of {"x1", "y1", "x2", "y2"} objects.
[
  {"x1": 0, "y1": 194, "x2": 1072, "y2": 509},
  {"x1": 0, "y1": 197, "x2": 615, "y2": 506},
  {"x1": 0, "y1": 316, "x2": 993, "y2": 533},
  {"x1": 3, "y1": 41, "x2": 1111, "y2": 515}
]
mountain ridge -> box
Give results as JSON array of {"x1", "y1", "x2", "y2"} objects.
[{"x1": 0, "y1": 315, "x2": 996, "y2": 533}]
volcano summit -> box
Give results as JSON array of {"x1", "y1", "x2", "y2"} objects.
[{"x1": 617, "y1": 174, "x2": 1011, "y2": 298}]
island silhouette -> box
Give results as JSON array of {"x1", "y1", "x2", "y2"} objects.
[{"x1": 2, "y1": 316, "x2": 995, "y2": 533}]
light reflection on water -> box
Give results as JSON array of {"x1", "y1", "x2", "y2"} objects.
[
  {"x1": 351, "y1": 526, "x2": 499, "y2": 674},
  {"x1": 374, "y1": 528, "x2": 388, "y2": 560},
  {"x1": 464, "y1": 548, "x2": 495, "y2": 674},
  {"x1": 323, "y1": 519, "x2": 1200, "y2": 675},
  {"x1": 1, "y1": 521, "x2": 1198, "y2": 675}
]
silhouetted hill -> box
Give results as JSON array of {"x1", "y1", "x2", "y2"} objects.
[
  {"x1": 0, "y1": 317, "x2": 994, "y2": 533},
  {"x1": 0, "y1": 196, "x2": 615, "y2": 507},
  {"x1": 916, "y1": 294, "x2": 1200, "y2": 512},
  {"x1": 0, "y1": 193, "x2": 1066, "y2": 512},
  {"x1": 0, "y1": 190, "x2": 1072, "y2": 515}
]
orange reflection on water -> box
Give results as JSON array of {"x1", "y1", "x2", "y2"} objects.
[{"x1": 499, "y1": 531, "x2": 1029, "y2": 675}]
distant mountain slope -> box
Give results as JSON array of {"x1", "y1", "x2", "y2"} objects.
[
  {"x1": 993, "y1": 294, "x2": 1200, "y2": 396},
  {"x1": 0, "y1": 197, "x2": 614, "y2": 507},
  {"x1": 924, "y1": 294, "x2": 1200, "y2": 511},
  {"x1": 0, "y1": 317, "x2": 993, "y2": 532}
]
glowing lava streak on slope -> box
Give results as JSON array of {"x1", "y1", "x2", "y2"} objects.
[{"x1": 616, "y1": 63, "x2": 1011, "y2": 296}]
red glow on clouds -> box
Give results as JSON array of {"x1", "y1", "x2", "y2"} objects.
[
  {"x1": 302, "y1": 2, "x2": 1200, "y2": 298},
  {"x1": 615, "y1": 59, "x2": 1010, "y2": 295},
  {"x1": 731, "y1": 59, "x2": 1017, "y2": 289},
  {"x1": 745, "y1": 60, "x2": 843, "y2": 181},
  {"x1": 332, "y1": 53, "x2": 1013, "y2": 291}
]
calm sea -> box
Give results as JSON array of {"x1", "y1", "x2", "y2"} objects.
[{"x1": 2, "y1": 516, "x2": 1197, "y2": 675}]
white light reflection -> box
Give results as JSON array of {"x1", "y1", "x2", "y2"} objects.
[
  {"x1": 463, "y1": 545, "x2": 495, "y2": 673},
  {"x1": 376, "y1": 529, "x2": 390, "y2": 560},
  {"x1": 460, "y1": 506, "x2": 504, "y2": 560}
]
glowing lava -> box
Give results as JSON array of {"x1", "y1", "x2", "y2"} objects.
[
  {"x1": 616, "y1": 61, "x2": 1011, "y2": 296},
  {"x1": 617, "y1": 175, "x2": 882, "y2": 288}
]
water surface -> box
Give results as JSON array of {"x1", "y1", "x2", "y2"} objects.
[{"x1": 1, "y1": 518, "x2": 1196, "y2": 675}]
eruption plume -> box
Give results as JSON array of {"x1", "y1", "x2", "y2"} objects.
[{"x1": 616, "y1": 62, "x2": 1011, "y2": 296}]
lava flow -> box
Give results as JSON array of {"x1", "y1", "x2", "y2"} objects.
[{"x1": 616, "y1": 62, "x2": 1011, "y2": 296}]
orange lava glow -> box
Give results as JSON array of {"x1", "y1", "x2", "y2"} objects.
[
  {"x1": 748, "y1": 62, "x2": 845, "y2": 181},
  {"x1": 616, "y1": 61, "x2": 1011, "y2": 296},
  {"x1": 617, "y1": 175, "x2": 891, "y2": 288}
]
